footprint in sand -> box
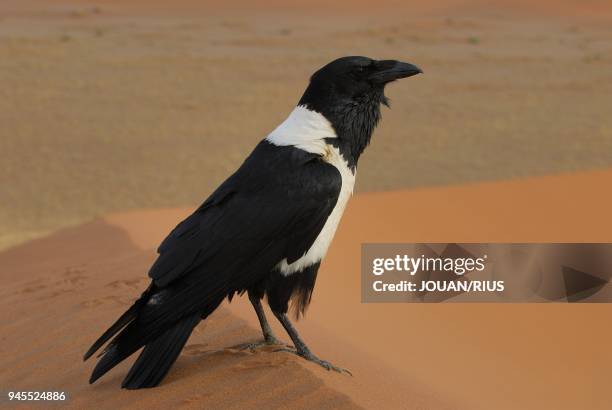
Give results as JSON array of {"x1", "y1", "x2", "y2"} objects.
[
  {"x1": 80, "y1": 294, "x2": 132, "y2": 308},
  {"x1": 183, "y1": 343, "x2": 210, "y2": 356},
  {"x1": 44, "y1": 267, "x2": 87, "y2": 296},
  {"x1": 20, "y1": 279, "x2": 47, "y2": 294},
  {"x1": 25, "y1": 266, "x2": 88, "y2": 299},
  {"x1": 61, "y1": 267, "x2": 87, "y2": 286},
  {"x1": 105, "y1": 278, "x2": 146, "y2": 291},
  {"x1": 233, "y1": 354, "x2": 291, "y2": 371},
  {"x1": 18, "y1": 265, "x2": 87, "y2": 295}
]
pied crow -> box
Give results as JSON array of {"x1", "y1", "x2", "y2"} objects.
[{"x1": 84, "y1": 56, "x2": 422, "y2": 389}]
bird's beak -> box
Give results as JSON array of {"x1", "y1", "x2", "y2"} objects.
[{"x1": 369, "y1": 60, "x2": 423, "y2": 84}]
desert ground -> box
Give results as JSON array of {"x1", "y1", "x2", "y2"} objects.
[
  {"x1": 2, "y1": 170, "x2": 612, "y2": 409},
  {"x1": 1, "y1": 0, "x2": 612, "y2": 409}
]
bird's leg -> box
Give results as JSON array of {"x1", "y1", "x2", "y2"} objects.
[
  {"x1": 240, "y1": 292, "x2": 282, "y2": 350},
  {"x1": 272, "y1": 310, "x2": 352, "y2": 375},
  {"x1": 250, "y1": 293, "x2": 281, "y2": 344}
]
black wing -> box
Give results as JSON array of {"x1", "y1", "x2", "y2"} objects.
[{"x1": 144, "y1": 140, "x2": 341, "y2": 319}]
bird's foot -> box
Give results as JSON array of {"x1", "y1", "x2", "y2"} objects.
[
  {"x1": 274, "y1": 347, "x2": 352, "y2": 376},
  {"x1": 239, "y1": 335, "x2": 285, "y2": 351}
]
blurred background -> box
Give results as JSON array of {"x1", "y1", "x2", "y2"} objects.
[{"x1": 1, "y1": 0, "x2": 611, "y2": 250}]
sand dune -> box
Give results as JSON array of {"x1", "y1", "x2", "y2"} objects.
[
  {"x1": 0, "y1": 219, "x2": 430, "y2": 409},
  {"x1": 1, "y1": 169, "x2": 611, "y2": 409}
]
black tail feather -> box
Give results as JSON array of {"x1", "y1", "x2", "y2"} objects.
[
  {"x1": 121, "y1": 314, "x2": 200, "y2": 389},
  {"x1": 84, "y1": 285, "x2": 153, "y2": 361},
  {"x1": 87, "y1": 284, "x2": 224, "y2": 387},
  {"x1": 88, "y1": 320, "x2": 148, "y2": 385},
  {"x1": 83, "y1": 304, "x2": 139, "y2": 362}
]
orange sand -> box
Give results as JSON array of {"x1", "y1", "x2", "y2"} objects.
[{"x1": 2, "y1": 169, "x2": 611, "y2": 409}]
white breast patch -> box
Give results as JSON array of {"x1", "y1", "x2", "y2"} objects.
[{"x1": 266, "y1": 106, "x2": 356, "y2": 276}]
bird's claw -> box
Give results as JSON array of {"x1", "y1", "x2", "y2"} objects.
[
  {"x1": 312, "y1": 358, "x2": 353, "y2": 376},
  {"x1": 272, "y1": 347, "x2": 296, "y2": 353},
  {"x1": 239, "y1": 336, "x2": 285, "y2": 351},
  {"x1": 274, "y1": 347, "x2": 352, "y2": 376}
]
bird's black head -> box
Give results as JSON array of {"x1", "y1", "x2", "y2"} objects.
[{"x1": 298, "y1": 56, "x2": 422, "y2": 168}]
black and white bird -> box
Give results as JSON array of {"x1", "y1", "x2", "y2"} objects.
[{"x1": 84, "y1": 56, "x2": 422, "y2": 389}]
